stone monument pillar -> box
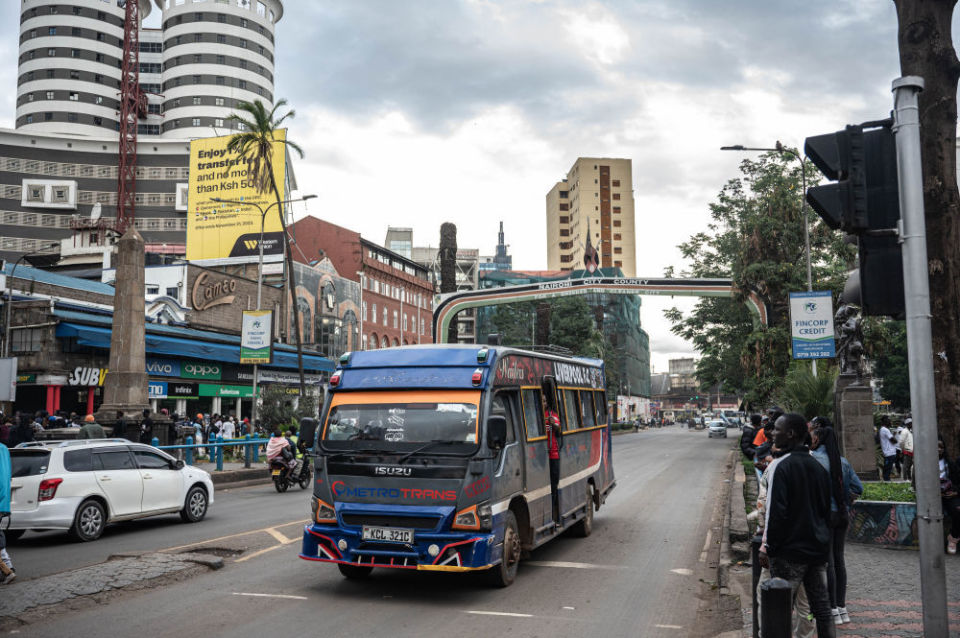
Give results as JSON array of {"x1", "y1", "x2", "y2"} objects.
[
  {"x1": 96, "y1": 228, "x2": 151, "y2": 433},
  {"x1": 835, "y1": 374, "x2": 878, "y2": 479}
]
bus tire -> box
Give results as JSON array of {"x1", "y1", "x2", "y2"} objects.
[
  {"x1": 486, "y1": 511, "x2": 521, "y2": 587},
  {"x1": 338, "y1": 563, "x2": 374, "y2": 580},
  {"x1": 571, "y1": 483, "x2": 594, "y2": 538}
]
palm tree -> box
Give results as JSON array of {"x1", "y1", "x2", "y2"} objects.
[{"x1": 226, "y1": 99, "x2": 306, "y2": 396}]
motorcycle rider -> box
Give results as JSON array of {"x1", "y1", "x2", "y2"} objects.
[{"x1": 266, "y1": 429, "x2": 298, "y2": 480}]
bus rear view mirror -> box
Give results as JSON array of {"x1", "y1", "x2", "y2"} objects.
[
  {"x1": 487, "y1": 415, "x2": 507, "y2": 449},
  {"x1": 299, "y1": 417, "x2": 318, "y2": 451}
]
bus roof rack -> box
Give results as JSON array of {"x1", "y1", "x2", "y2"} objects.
[{"x1": 514, "y1": 344, "x2": 574, "y2": 357}]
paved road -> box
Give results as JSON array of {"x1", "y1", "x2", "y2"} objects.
[{"x1": 12, "y1": 427, "x2": 736, "y2": 638}]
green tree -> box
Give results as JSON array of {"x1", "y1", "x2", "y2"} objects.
[
  {"x1": 549, "y1": 296, "x2": 597, "y2": 353},
  {"x1": 226, "y1": 99, "x2": 307, "y2": 396},
  {"x1": 775, "y1": 361, "x2": 837, "y2": 421},
  {"x1": 665, "y1": 153, "x2": 855, "y2": 407},
  {"x1": 490, "y1": 301, "x2": 536, "y2": 346},
  {"x1": 864, "y1": 320, "x2": 910, "y2": 410},
  {"x1": 259, "y1": 384, "x2": 296, "y2": 431}
]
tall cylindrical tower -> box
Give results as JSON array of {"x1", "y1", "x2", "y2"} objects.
[
  {"x1": 156, "y1": 0, "x2": 283, "y2": 139},
  {"x1": 16, "y1": 0, "x2": 152, "y2": 136}
]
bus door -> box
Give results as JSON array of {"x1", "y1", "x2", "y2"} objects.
[
  {"x1": 519, "y1": 386, "x2": 551, "y2": 529},
  {"x1": 490, "y1": 390, "x2": 523, "y2": 502}
]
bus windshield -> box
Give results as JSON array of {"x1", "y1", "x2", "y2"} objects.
[{"x1": 322, "y1": 390, "x2": 481, "y2": 453}]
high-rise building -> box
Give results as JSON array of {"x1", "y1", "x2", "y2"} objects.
[
  {"x1": 15, "y1": 0, "x2": 283, "y2": 139},
  {"x1": 546, "y1": 158, "x2": 636, "y2": 277}
]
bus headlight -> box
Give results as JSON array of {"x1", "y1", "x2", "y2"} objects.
[
  {"x1": 452, "y1": 502, "x2": 492, "y2": 531},
  {"x1": 312, "y1": 497, "x2": 336, "y2": 524}
]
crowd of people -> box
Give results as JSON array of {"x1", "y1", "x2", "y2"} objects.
[{"x1": 739, "y1": 408, "x2": 960, "y2": 637}]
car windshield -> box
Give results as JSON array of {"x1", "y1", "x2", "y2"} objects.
[{"x1": 322, "y1": 390, "x2": 480, "y2": 453}]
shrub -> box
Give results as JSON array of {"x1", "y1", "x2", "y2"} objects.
[{"x1": 861, "y1": 481, "x2": 915, "y2": 503}]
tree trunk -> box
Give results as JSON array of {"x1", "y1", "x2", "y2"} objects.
[
  {"x1": 894, "y1": 0, "x2": 960, "y2": 455},
  {"x1": 439, "y1": 222, "x2": 458, "y2": 344},
  {"x1": 535, "y1": 302, "x2": 551, "y2": 347}
]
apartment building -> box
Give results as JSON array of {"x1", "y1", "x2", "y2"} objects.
[{"x1": 546, "y1": 158, "x2": 636, "y2": 276}]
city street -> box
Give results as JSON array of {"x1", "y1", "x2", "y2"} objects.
[{"x1": 7, "y1": 427, "x2": 736, "y2": 637}]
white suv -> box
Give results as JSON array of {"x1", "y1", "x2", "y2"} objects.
[{"x1": 7, "y1": 439, "x2": 214, "y2": 542}]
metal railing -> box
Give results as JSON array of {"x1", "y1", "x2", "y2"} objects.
[{"x1": 152, "y1": 434, "x2": 271, "y2": 471}]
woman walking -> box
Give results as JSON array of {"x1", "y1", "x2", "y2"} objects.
[
  {"x1": 938, "y1": 437, "x2": 960, "y2": 555},
  {"x1": 809, "y1": 418, "x2": 862, "y2": 626}
]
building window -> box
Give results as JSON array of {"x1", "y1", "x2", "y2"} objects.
[
  {"x1": 27, "y1": 93, "x2": 34, "y2": 102},
  {"x1": 393, "y1": 310, "x2": 398, "y2": 329},
  {"x1": 238, "y1": 80, "x2": 246, "y2": 89},
  {"x1": 192, "y1": 118, "x2": 201, "y2": 126},
  {"x1": 71, "y1": 49, "x2": 81, "y2": 58},
  {"x1": 69, "y1": 70, "x2": 79, "y2": 79},
  {"x1": 613, "y1": 206, "x2": 621, "y2": 213},
  {"x1": 193, "y1": 75, "x2": 201, "y2": 84},
  {"x1": 193, "y1": 97, "x2": 202, "y2": 105},
  {"x1": 403, "y1": 314, "x2": 407, "y2": 331},
  {"x1": 93, "y1": 117, "x2": 102, "y2": 125},
  {"x1": 216, "y1": 76, "x2": 225, "y2": 85},
  {"x1": 95, "y1": 96, "x2": 103, "y2": 104},
  {"x1": 12, "y1": 328, "x2": 43, "y2": 353},
  {"x1": 217, "y1": 54, "x2": 225, "y2": 64},
  {"x1": 72, "y1": 27, "x2": 82, "y2": 36},
  {"x1": 614, "y1": 233, "x2": 622, "y2": 240},
  {"x1": 613, "y1": 220, "x2": 622, "y2": 227},
  {"x1": 612, "y1": 180, "x2": 620, "y2": 187},
  {"x1": 96, "y1": 32, "x2": 105, "y2": 42},
  {"x1": 46, "y1": 91, "x2": 54, "y2": 100},
  {"x1": 215, "y1": 97, "x2": 225, "y2": 106},
  {"x1": 382, "y1": 308, "x2": 387, "y2": 326},
  {"x1": 420, "y1": 318, "x2": 425, "y2": 335},
  {"x1": 47, "y1": 48, "x2": 56, "y2": 57},
  {"x1": 362, "y1": 301, "x2": 367, "y2": 322},
  {"x1": 30, "y1": 29, "x2": 37, "y2": 38},
  {"x1": 614, "y1": 247, "x2": 622, "y2": 254},
  {"x1": 68, "y1": 92, "x2": 79, "y2": 101},
  {"x1": 239, "y1": 39, "x2": 247, "y2": 49},
  {"x1": 559, "y1": 216, "x2": 568, "y2": 224},
  {"x1": 613, "y1": 193, "x2": 621, "y2": 200},
  {"x1": 48, "y1": 27, "x2": 57, "y2": 35},
  {"x1": 67, "y1": 113, "x2": 77, "y2": 122},
  {"x1": 44, "y1": 112, "x2": 53, "y2": 121},
  {"x1": 218, "y1": 13, "x2": 227, "y2": 23},
  {"x1": 217, "y1": 34, "x2": 226, "y2": 43},
  {"x1": 146, "y1": 285, "x2": 160, "y2": 295},
  {"x1": 214, "y1": 118, "x2": 224, "y2": 127},
  {"x1": 95, "y1": 53, "x2": 104, "y2": 63}
]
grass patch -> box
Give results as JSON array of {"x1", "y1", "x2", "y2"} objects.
[
  {"x1": 741, "y1": 455, "x2": 754, "y2": 475},
  {"x1": 861, "y1": 481, "x2": 915, "y2": 503}
]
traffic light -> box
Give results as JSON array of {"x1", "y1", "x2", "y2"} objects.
[{"x1": 805, "y1": 122, "x2": 904, "y2": 317}]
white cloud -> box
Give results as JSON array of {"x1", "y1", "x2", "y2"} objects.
[{"x1": 559, "y1": 4, "x2": 631, "y2": 66}]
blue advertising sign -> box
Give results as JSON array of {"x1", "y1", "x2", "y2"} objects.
[
  {"x1": 148, "y1": 381, "x2": 168, "y2": 399},
  {"x1": 146, "y1": 358, "x2": 180, "y2": 377},
  {"x1": 789, "y1": 291, "x2": 836, "y2": 359}
]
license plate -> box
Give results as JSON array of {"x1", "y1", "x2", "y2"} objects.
[
  {"x1": 361, "y1": 525, "x2": 414, "y2": 544},
  {"x1": 271, "y1": 470, "x2": 281, "y2": 476}
]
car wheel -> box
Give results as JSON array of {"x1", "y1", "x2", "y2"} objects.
[
  {"x1": 337, "y1": 563, "x2": 374, "y2": 580},
  {"x1": 571, "y1": 483, "x2": 594, "y2": 538},
  {"x1": 486, "y1": 511, "x2": 521, "y2": 587},
  {"x1": 3, "y1": 529, "x2": 24, "y2": 542},
  {"x1": 180, "y1": 485, "x2": 208, "y2": 523},
  {"x1": 70, "y1": 499, "x2": 106, "y2": 542}
]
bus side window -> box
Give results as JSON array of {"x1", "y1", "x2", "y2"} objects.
[
  {"x1": 594, "y1": 390, "x2": 608, "y2": 425},
  {"x1": 492, "y1": 392, "x2": 517, "y2": 443},
  {"x1": 579, "y1": 390, "x2": 596, "y2": 427},
  {"x1": 561, "y1": 389, "x2": 580, "y2": 431},
  {"x1": 521, "y1": 388, "x2": 545, "y2": 439}
]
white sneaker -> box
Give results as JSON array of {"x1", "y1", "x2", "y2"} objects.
[
  {"x1": 832, "y1": 608, "x2": 842, "y2": 625},
  {"x1": 838, "y1": 607, "x2": 850, "y2": 623},
  {"x1": 1, "y1": 569, "x2": 15, "y2": 585}
]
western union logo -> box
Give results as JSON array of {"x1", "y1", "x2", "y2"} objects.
[{"x1": 244, "y1": 240, "x2": 259, "y2": 250}]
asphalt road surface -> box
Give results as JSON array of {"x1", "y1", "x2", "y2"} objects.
[{"x1": 11, "y1": 426, "x2": 736, "y2": 638}]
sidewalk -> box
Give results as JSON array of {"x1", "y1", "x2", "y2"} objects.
[{"x1": 190, "y1": 459, "x2": 272, "y2": 487}]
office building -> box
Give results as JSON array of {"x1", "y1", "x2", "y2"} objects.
[{"x1": 546, "y1": 158, "x2": 636, "y2": 276}]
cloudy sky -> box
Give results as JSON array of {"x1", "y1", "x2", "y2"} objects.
[{"x1": 0, "y1": 1, "x2": 941, "y2": 372}]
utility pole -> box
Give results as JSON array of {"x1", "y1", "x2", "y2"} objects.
[{"x1": 892, "y1": 75, "x2": 948, "y2": 636}]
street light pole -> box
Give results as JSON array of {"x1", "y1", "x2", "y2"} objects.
[
  {"x1": 721, "y1": 143, "x2": 817, "y2": 376},
  {"x1": 212, "y1": 194, "x2": 315, "y2": 431},
  {"x1": 5, "y1": 243, "x2": 59, "y2": 358},
  {"x1": 356, "y1": 271, "x2": 364, "y2": 350}
]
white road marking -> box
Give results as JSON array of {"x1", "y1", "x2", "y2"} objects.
[
  {"x1": 524, "y1": 560, "x2": 625, "y2": 570},
  {"x1": 160, "y1": 519, "x2": 307, "y2": 553},
  {"x1": 466, "y1": 611, "x2": 534, "y2": 618},
  {"x1": 655, "y1": 624, "x2": 683, "y2": 630},
  {"x1": 235, "y1": 536, "x2": 300, "y2": 563},
  {"x1": 670, "y1": 568, "x2": 693, "y2": 576},
  {"x1": 265, "y1": 527, "x2": 292, "y2": 544},
  {"x1": 699, "y1": 529, "x2": 712, "y2": 562},
  {"x1": 562, "y1": 606, "x2": 575, "y2": 610},
  {"x1": 233, "y1": 592, "x2": 308, "y2": 601}
]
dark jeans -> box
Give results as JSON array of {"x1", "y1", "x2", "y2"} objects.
[
  {"x1": 550, "y1": 457, "x2": 560, "y2": 524},
  {"x1": 769, "y1": 557, "x2": 836, "y2": 638},
  {"x1": 882, "y1": 454, "x2": 896, "y2": 481},
  {"x1": 943, "y1": 495, "x2": 960, "y2": 538},
  {"x1": 902, "y1": 453, "x2": 914, "y2": 483},
  {"x1": 827, "y1": 520, "x2": 849, "y2": 608}
]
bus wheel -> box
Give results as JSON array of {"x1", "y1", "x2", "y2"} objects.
[
  {"x1": 486, "y1": 511, "x2": 521, "y2": 587},
  {"x1": 338, "y1": 563, "x2": 374, "y2": 580},
  {"x1": 572, "y1": 484, "x2": 594, "y2": 538}
]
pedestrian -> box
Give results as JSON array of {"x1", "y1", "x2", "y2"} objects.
[
  {"x1": 0, "y1": 418, "x2": 10, "y2": 446},
  {"x1": 877, "y1": 416, "x2": 898, "y2": 481},
  {"x1": 9, "y1": 417, "x2": 33, "y2": 447},
  {"x1": 740, "y1": 413, "x2": 760, "y2": 461},
  {"x1": 0, "y1": 441, "x2": 16, "y2": 584},
  {"x1": 192, "y1": 413, "x2": 205, "y2": 456},
  {"x1": 78, "y1": 414, "x2": 105, "y2": 439},
  {"x1": 139, "y1": 409, "x2": 154, "y2": 445},
  {"x1": 938, "y1": 437, "x2": 960, "y2": 555},
  {"x1": 759, "y1": 412, "x2": 835, "y2": 638},
  {"x1": 809, "y1": 418, "x2": 862, "y2": 626},
  {"x1": 898, "y1": 418, "x2": 914, "y2": 484}
]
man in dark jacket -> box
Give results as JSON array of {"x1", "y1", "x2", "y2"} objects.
[
  {"x1": 759, "y1": 412, "x2": 834, "y2": 637},
  {"x1": 739, "y1": 413, "x2": 760, "y2": 460}
]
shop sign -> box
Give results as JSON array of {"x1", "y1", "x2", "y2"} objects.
[
  {"x1": 169, "y1": 383, "x2": 197, "y2": 398},
  {"x1": 146, "y1": 358, "x2": 180, "y2": 377},
  {"x1": 16, "y1": 374, "x2": 36, "y2": 384},
  {"x1": 182, "y1": 362, "x2": 222, "y2": 380},
  {"x1": 191, "y1": 272, "x2": 238, "y2": 311},
  {"x1": 221, "y1": 366, "x2": 322, "y2": 385},
  {"x1": 148, "y1": 381, "x2": 168, "y2": 399},
  {"x1": 199, "y1": 383, "x2": 254, "y2": 398},
  {"x1": 240, "y1": 310, "x2": 273, "y2": 364},
  {"x1": 68, "y1": 367, "x2": 108, "y2": 387}
]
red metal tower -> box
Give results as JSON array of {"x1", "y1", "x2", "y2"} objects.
[{"x1": 116, "y1": 0, "x2": 148, "y2": 235}]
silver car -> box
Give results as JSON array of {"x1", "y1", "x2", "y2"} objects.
[
  {"x1": 706, "y1": 420, "x2": 728, "y2": 438},
  {"x1": 8, "y1": 439, "x2": 214, "y2": 542}
]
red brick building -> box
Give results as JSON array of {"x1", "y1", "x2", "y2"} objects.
[{"x1": 291, "y1": 216, "x2": 435, "y2": 349}]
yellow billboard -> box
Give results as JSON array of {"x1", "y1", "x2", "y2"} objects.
[{"x1": 186, "y1": 130, "x2": 288, "y2": 261}]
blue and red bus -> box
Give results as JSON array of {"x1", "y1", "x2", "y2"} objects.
[{"x1": 298, "y1": 345, "x2": 616, "y2": 586}]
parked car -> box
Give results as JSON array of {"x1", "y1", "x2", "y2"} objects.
[
  {"x1": 707, "y1": 420, "x2": 728, "y2": 438},
  {"x1": 7, "y1": 439, "x2": 214, "y2": 542}
]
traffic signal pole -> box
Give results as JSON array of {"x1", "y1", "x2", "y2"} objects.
[{"x1": 891, "y1": 75, "x2": 948, "y2": 636}]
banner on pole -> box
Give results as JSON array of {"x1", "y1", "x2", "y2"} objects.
[
  {"x1": 241, "y1": 310, "x2": 273, "y2": 364},
  {"x1": 789, "y1": 291, "x2": 836, "y2": 359}
]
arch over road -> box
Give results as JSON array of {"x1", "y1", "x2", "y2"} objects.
[{"x1": 432, "y1": 276, "x2": 768, "y2": 344}]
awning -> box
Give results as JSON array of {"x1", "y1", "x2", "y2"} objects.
[{"x1": 56, "y1": 322, "x2": 334, "y2": 373}]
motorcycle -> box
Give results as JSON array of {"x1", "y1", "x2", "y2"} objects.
[{"x1": 270, "y1": 456, "x2": 311, "y2": 492}]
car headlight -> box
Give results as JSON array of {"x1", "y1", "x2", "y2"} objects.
[
  {"x1": 452, "y1": 502, "x2": 492, "y2": 531},
  {"x1": 312, "y1": 497, "x2": 336, "y2": 524}
]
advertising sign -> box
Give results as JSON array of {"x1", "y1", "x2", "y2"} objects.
[
  {"x1": 169, "y1": 383, "x2": 197, "y2": 398},
  {"x1": 146, "y1": 358, "x2": 180, "y2": 377},
  {"x1": 148, "y1": 381, "x2": 168, "y2": 399},
  {"x1": 789, "y1": 291, "x2": 836, "y2": 359},
  {"x1": 186, "y1": 130, "x2": 288, "y2": 262},
  {"x1": 181, "y1": 362, "x2": 222, "y2": 380},
  {"x1": 240, "y1": 310, "x2": 273, "y2": 364},
  {"x1": 199, "y1": 383, "x2": 255, "y2": 398},
  {"x1": 0, "y1": 358, "x2": 16, "y2": 402}
]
